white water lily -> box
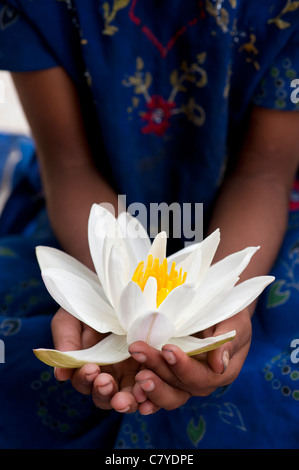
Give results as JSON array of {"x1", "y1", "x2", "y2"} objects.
[{"x1": 33, "y1": 203, "x2": 274, "y2": 368}]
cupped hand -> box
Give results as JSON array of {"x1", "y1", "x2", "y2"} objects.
[
  {"x1": 51, "y1": 307, "x2": 140, "y2": 414},
  {"x1": 129, "y1": 308, "x2": 252, "y2": 415},
  {"x1": 51, "y1": 307, "x2": 252, "y2": 416}
]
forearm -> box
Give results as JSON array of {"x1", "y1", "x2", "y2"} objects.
[
  {"x1": 43, "y1": 161, "x2": 118, "y2": 269},
  {"x1": 207, "y1": 107, "x2": 299, "y2": 302},
  {"x1": 11, "y1": 68, "x2": 119, "y2": 269},
  {"x1": 208, "y1": 171, "x2": 290, "y2": 281}
]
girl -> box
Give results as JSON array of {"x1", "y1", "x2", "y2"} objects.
[{"x1": 0, "y1": 0, "x2": 298, "y2": 449}]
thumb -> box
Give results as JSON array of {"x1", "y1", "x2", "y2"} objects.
[
  {"x1": 207, "y1": 341, "x2": 233, "y2": 375},
  {"x1": 206, "y1": 310, "x2": 252, "y2": 374},
  {"x1": 51, "y1": 308, "x2": 83, "y2": 381}
]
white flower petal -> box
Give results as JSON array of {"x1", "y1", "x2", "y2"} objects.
[
  {"x1": 102, "y1": 218, "x2": 134, "y2": 305},
  {"x1": 174, "y1": 246, "x2": 262, "y2": 333},
  {"x1": 117, "y1": 211, "x2": 151, "y2": 264},
  {"x1": 157, "y1": 283, "x2": 196, "y2": 323},
  {"x1": 174, "y1": 271, "x2": 239, "y2": 333},
  {"x1": 33, "y1": 334, "x2": 130, "y2": 367},
  {"x1": 127, "y1": 311, "x2": 176, "y2": 349},
  {"x1": 166, "y1": 242, "x2": 200, "y2": 266},
  {"x1": 106, "y1": 244, "x2": 131, "y2": 310},
  {"x1": 148, "y1": 231, "x2": 167, "y2": 262},
  {"x1": 143, "y1": 277, "x2": 158, "y2": 311},
  {"x1": 35, "y1": 206, "x2": 276, "y2": 369},
  {"x1": 178, "y1": 275, "x2": 274, "y2": 337},
  {"x1": 88, "y1": 204, "x2": 116, "y2": 291},
  {"x1": 42, "y1": 268, "x2": 125, "y2": 335},
  {"x1": 117, "y1": 281, "x2": 150, "y2": 331},
  {"x1": 168, "y1": 330, "x2": 236, "y2": 356},
  {"x1": 180, "y1": 229, "x2": 220, "y2": 285},
  {"x1": 180, "y1": 246, "x2": 202, "y2": 285},
  {"x1": 205, "y1": 246, "x2": 260, "y2": 284},
  {"x1": 36, "y1": 245, "x2": 101, "y2": 290}
]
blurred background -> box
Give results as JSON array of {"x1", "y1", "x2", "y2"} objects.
[
  {"x1": 0, "y1": 72, "x2": 33, "y2": 220},
  {"x1": 0, "y1": 70, "x2": 30, "y2": 135}
]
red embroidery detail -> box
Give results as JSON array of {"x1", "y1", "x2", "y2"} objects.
[
  {"x1": 141, "y1": 95, "x2": 176, "y2": 136},
  {"x1": 129, "y1": 0, "x2": 205, "y2": 58}
]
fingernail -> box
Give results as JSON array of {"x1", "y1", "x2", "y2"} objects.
[
  {"x1": 130, "y1": 351, "x2": 147, "y2": 363},
  {"x1": 97, "y1": 382, "x2": 113, "y2": 396},
  {"x1": 222, "y1": 350, "x2": 230, "y2": 374},
  {"x1": 137, "y1": 379, "x2": 155, "y2": 392},
  {"x1": 54, "y1": 368, "x2": 65, "y2": 383},
  {"x1": 140, "y1": 407, "x2": 154, "y2": 416},
  {"x1": 162, "y1": 348, "x2": 177, "y2": 365},
  {"x1": 117, "y1": 405, "x2": 131, "y2": 413},
  {"x1": 85, "y1": 372, "x2": 99, "y2": 383}
]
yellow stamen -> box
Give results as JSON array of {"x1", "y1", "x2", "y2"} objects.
[{"x1": 132, "y1": 255, "x2": 187, "y2": 307}]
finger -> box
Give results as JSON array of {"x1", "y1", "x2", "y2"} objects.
[
  {"x1": 130, "y1": 341, "x2": 217, "y2": 394},
  {"x1": 135, "y1": 369, "x2": 190, "y2": 412},
  {"x1": 129, "y1": 341, "x2": 177, "y2": 383},
  {"x1": 133, "y1": 379, "x2": 161, "y2": 416},
  {"x1": 133, "y1": 382, "x2": 148, "y2": 404},
  {"x1": 161, "y1": 344, "x2": 221, "y2": 396},
  {"x1": 51, "y1": 308, "x2": 83, "y2": 381},
  {"x1": 92, "y1": 358, "x2": 139, "y2": 413},
  {"x1": 110, "y1": 389, "x2": 138, "y2": 414},
  {"x1": 207, "y1": 310, "x2": 252, "y2": 374},
  {"x1": 110, "y1": 367, "x2": 139, "y2": 414},
  {"x1": 70, "y1": 363, "x2": 101, "y2": 395},
  {"x1": 51, "y1": 308, "x2": 103, "y2": 382},
  {"x1": 54, "y1": 367, "x2": 74, "y2": 382},
  {"x1": 137, "y1": 399, "x2": 160, "y2": 416},
  {"x1": 51, "y1": 308, "x2": 82, "y2": 350},
  {"x1": 91, "y1": 372, "x2": 119, "y2": 410}
]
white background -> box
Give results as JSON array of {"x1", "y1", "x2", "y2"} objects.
[{"x1": 0, "y1": 71, "x2": 30, "y2": 135}]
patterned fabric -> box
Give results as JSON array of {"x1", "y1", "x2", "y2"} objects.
[
  {"x1": 0, "y1": 0, "x2": 298, "y2": 449},
  {"x1": 1, "y1": 0, "x2": 299, "y2": 230}
]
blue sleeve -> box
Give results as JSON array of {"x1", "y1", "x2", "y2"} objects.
[
  {"x1": 0, "y1": 1, "x2": 58, "y2": 71},
  {"x1": 252, "y1": 29, "x2": 299, "y2": 111}
]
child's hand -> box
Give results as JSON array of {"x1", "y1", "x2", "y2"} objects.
[
  {"x1": 52, "y1": 307, "x2": 251, "y2": 415},
  {"x1": 129, "y1": 309, "x2": 252, "y2": 415},
  {"x1": 52, "y1": 307, "x2": 141, "y2": 414}
]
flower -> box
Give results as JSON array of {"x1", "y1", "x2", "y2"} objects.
[
  {"x1": 33, "y1": 204, "x2": 274, "y2": 368},
  {"x1": 141, "y1": 95, "x2": 176, "y2": 136}
]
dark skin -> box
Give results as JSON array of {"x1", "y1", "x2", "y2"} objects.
[{"x1": 12, "y1": 67, "x2": 299, "y2": 414}]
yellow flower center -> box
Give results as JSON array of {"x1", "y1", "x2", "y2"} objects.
[{"x1": 132, "y1": 254, "x2": 187, "y2": 307}]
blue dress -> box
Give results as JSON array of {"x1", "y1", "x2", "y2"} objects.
[{"x1": 0, "y1": 0, "x2": 298, "y2": 449}]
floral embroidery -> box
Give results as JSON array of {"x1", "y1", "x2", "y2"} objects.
[
  {"x1": 116, "y1": 396, "x2": 246, "y2": 449},
  {"x1": 205, "y1": 0, "x2": 236, "y2": 33},
  {"x1": 268, "y1": 0, "x2": 299, "y2": 29},
  {"x1": 102, "y1": 0, "x2": 130, "y2": 35},
  {"x1": 99, "y1": 0, "x2": 239, "y2": 49},
  {"x1": 238, "y1": 33, "x2": 260, "y2": 70},
  {"x1": 141, "y1": 96, "x2": 176, "y2": 136},
  {"x1": 123, "y1": 54, "x2": 207, "y2": 136},
  {"x1": 186, "y1": 401, "x2": 246, "y2": 447},
  {"x1": 0, "y1": 318, "x2": 21, "y2": 336},
  {"x1": 252, "y1": 56, "x2": 299, "y2": 109},
  {"x1": 187, "y1": 415, "x2": 206, "y2": 446},
  {"x1": 263, "y1": 348, "x2": 299, "y2": 401},
  {"x1": 128, "y1": 0, "x2": 206, "y2": 58}
]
